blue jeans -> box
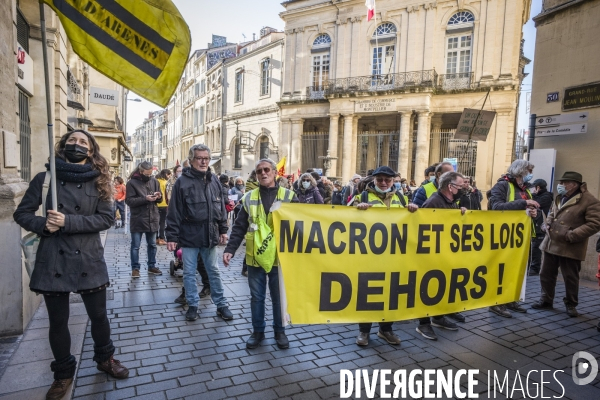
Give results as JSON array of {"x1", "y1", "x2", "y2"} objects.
[
  {"x1": 182, "y1": 247, "x2": 227, "y2": 309},
  {"x1": 247, "y1": 265, "x2": 284, "y2": 333},
  {"x1": 130, "y1": 232, "x2": 157, "y2": 270},
  {"x1": 114, "y1": 201, "x2": 125, "y2": 222}
]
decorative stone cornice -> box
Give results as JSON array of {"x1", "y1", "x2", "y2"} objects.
[
  {"x1": 407, "y1": 5, "x2": 420, "y2": 13},
  {"x1": 223, "y1": 105, "x2": 280, "y2": 122},
  {"x1": 424, "y1": 2, "x2": 437, "y2": 10}
]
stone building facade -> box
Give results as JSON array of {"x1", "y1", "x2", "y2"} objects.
[
  {"x1": 0, "y1": 0, "x2": 128, "y2": 336},
  {"x1": 222, "y1": 30, "x2": 285, "y2": 178},
  {"x1": 530, "y1": 0, "x2": 600, "y2": 280},
  {"x1": 278, "y1": 0, "x2": 531, "y2": 188}
]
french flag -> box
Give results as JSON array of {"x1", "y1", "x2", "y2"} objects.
[{"x1": 365, "y1": 0, "x2": 375, "y2": 21}]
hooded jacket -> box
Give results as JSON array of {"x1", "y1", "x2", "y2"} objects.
[
  {"x1": 295, "y1": 184, "x2": 324, "y2": 204},
  {"x1": 165, "y1": 167, "x2": 228, "y2": 248}
]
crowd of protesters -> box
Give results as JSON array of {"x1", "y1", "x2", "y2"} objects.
[{"x1": 13, "y1": 130, "x2": 600, "y2": 399}]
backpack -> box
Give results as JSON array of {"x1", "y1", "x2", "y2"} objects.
[{"x1": 332, "y1": 189, "x2": 344, "y2": 205}]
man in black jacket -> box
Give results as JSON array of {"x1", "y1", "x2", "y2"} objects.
[
  {"x1": 166, "y1": 144, "x2": 233, "y2": 322},
  {"x1": 529, "y1": 179, "x2": 553, "y2": 275},
  {"x1": 415, "y1": 171, "x2": 468, "y2": 341}
]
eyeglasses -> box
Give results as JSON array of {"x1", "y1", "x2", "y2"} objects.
[
  {"x1": 256, "y1": 167, "x2": 271, "y2": 174},
  {"x1": 194, "y1": 157, "x2": 211, "y2": 163},
  {"x1": 375, "y1": 177, "x2": 393, "y2": 183},
  {"x1": 301, "y1": 179, "x2": 311, "y2": 182},
  {"x1": 449, "y1": 183, "x2": 462, "y2": 189}
]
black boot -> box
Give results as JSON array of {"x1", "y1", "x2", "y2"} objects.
[
  {"x1": 274, "y1": 332, "x2": 289, "y2": 349},
  {"x1": 246, "y1": 332, "x2": 265, "y2": 349}
]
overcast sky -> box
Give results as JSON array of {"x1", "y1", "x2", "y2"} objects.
[{"x1": 126, "y1": 0, "x2": 542, "y2": 137}]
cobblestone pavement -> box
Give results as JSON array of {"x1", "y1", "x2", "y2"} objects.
[
  {"x1": 6, "y1": 227, "x2": 600, "y2": 400},
  {"x1": 0, "y1": 335, "x2": 21, "y2": 379}
]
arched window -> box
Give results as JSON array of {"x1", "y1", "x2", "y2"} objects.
[
  {"x1": 373, "y1": 22, "x2": 397, "y2": 37},
  {"x1": 448, "y1": 11, "x2": 474, "y2": 25},
  {"x1": 371, "y1": 23, "x2": 397, "y2": 80},
  {"x1": 445, "y1": 12, "x2": 474, "y2": 86},
  {"x1": 313, "y1": 34, "x2": 331, "y2": 47},
  {"x1": 234, "y1": 139, "x2": 242, "y2": 169},
  {"x1": 259, "y1": 136, "x2": 270, "y2": 160}
]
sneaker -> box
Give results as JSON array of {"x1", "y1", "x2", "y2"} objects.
[
  {"x1": 377, "y1": 330, "x2": 401, "y2": 345},
  {"x1": 199, "y1": 286, "x2": 211, "y2": 298},
  {"x1": 356, "y1": 332, "x2": 369, "y2": 346},
  {"x1": 531, "y1": 300, "x2": 553, "y2": 310},
  {"x1": 489, "y1": 305, "x2": 512, "y2": 318},
  {"x1": 156, "y1": 239, "x2": 165, "y2": 245},
  {"x1": 246, "y1": 332, "x2": 265, "y2": 349},
  {"x1": 46, "y1": 378, "x2": 73, "y2": 400},
  {"x1": 148, "y1": 267, "x2": 162, "y2": 275},
  {"x1": 274, "y1": 332, "x2": 289, "y2": 349},
  {"x1": 566, "y1": 305, "x2": 579, "y2": 317},
  {"x1": 186, "y1": 306, "x2": 198, "y2": 321},
  {"x1": 506, "y1": 302, "x2": 527, "y2": 313},
  {"x1": 431, "y1": 316, "x2": 458, "y2": 331},
  {"x1": 96, "y1": 356, "x2": 129, "y2": 379},
  {"x1": 131, "y1": 269, "x2": 140, "y2": 278},
  {"x1": 174, "y1": 289, "x2": 186, "y2": 305},
  {"x1": 217, "y1": 306, "x2": 234, "y2": 320},
  {"x1": 416, "y1": 324, "x2": 438, "y2": 341},
  {"x1": 447, "y1": 312, "x2": 466, "y2": 322}
]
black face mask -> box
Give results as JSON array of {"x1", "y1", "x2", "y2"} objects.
[
  {"x1": 140, "y1": 174, "x2": 151, "y2": 182},
  {"x1": 452, "y1": 191, "x2": 462, "y2": 201},
  {"x1": 64, "y1": 144, "x2": 89, "y2": 163}
]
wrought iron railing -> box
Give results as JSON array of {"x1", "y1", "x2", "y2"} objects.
[
  {"x1": 437, "y1": 72, "x2": 476, "y2": 90},
  {"x1": 306, "y1": 86, "x2": 327, "y2": 100},
  {"x1": 323, "y1": 70, "x2": 438, "y2": 95}
]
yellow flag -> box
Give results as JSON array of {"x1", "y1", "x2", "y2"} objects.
[
  {"x1": 276, "y1": 157, "x2": 286, "y2": 176},
  {"x1": 42, "y1": 0, "x2": 191, "y2": 107}
]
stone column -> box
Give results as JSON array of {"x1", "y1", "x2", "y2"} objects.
[
  {"x1": 350, "y1": 116, "x2": 360, "y2": 175},
  {"x1": 327, "y1": 114, "x2": 340, "y2": 177},
  {"x1": 429, "y1": 121, "x2": 442, "y2": 165},
  {"x1": 290, "y1": 119, "x2": 304, "y2": 175},
  {"x1": 414, "y1": 111, "x2": 432, "y2": 183},
  {"x1": 280, "y1": 119, "x2": 292, "y2": 171},
  {"x1": 398, "y1": 111, "x2": 412, "y2": 179},
  {"x1": 341, "y1": 115, "x2": 354, "y2": 182}
]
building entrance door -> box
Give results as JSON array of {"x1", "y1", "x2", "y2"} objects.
[{"x1": 356, "y1": 130, "x2": 399, "y2": 176}]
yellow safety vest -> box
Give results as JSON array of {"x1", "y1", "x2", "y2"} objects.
[
  {"x1": 423, "y1": 181, "x2": 437, "y2": 199},
  {"x1": 354, "y1": 191, "x2": 408, "y2": 209},
  {"x1": 507, "y1": 182, "x2": 536, "y2": 238},
  {"x1": 242, "y1": 187, "x2": 295, "y2": 267}
]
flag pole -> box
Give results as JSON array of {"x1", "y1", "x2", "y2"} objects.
[
  {"x1": 374, "y1": 1, "x2": 379, "y2": 77},
  {"x1": 39, "y1": 1, "x2": 58, "y2": 210}
]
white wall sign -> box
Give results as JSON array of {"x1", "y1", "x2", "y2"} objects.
[
  {"x1": 16, "y1": 44, "x2": 34, "y2": 96},
  {"x1": 454, "y1": 108, "x2": 496, "y2": 141},
  {"x1": 529, "y1": 149, "x2": 557, "y2": 191},
  {"x1": 89, "y1": 87, "x2": 119, "y2": 106},
  {"x1": 535, "y1": 123, "x2": 587, "y2": 137},
  {"x1": 536, "y1": 112, "x2": 588, "y2": 127},
  {"x1": 355, "y1": 98, "x2": 396, "y2": 113},
  {"x1": 3, "y1": 130, "x2": 19, "y2": 168}
]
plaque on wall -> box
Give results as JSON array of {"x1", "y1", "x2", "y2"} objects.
[
  {"x1": 354, "y1": 98, "x2": 396, "y2": 113},
  {"x1": 562, "y1": 82, "x2": 600, "y2": 111}
]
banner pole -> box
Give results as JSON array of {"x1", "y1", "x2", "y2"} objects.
[{"x1": 39, "y1": 1, "x2": 58, "y2": 210}]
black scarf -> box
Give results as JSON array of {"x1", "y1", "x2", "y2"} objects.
[
  {"x1": 46, "y1": 158, "x2": 100, "y2": 183},
  {"x1": 189, "y1": 167, "x2": 211, "y2": 181}
]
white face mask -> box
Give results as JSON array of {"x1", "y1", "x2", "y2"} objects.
[{"x1": 302, "y1": 181, "x2": 311, "y2": 189}]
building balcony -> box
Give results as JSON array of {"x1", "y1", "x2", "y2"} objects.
[{"x1": 437, "y1": 72, "x2": 476, "y2": 91}]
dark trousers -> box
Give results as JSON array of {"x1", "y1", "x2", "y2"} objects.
[
  {"x1": 44, "y1": 289, "x2": 114, "y2": 379},
  {"x1": 158, "y1": 207, "x2": 167, "y2": 239},
  {"x1": 418, "y1": 316, "x2": 443, "y2": 325},
  {"x1": 114, "y1": 201, "x2": 125, "y2": 223},
  {"x1": 529, "y1": 237, "x2": 544, "y2": 274},
  {"x1": 358, "y1": 322, "x2": 393, "y2": 333},
  {"x1": 540, "y1": 252, "x2": 581, "y2": 307}
]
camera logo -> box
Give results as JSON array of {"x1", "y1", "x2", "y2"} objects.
[{"x1": 572, "y1": 351, "x2": 598, "y2": 385}]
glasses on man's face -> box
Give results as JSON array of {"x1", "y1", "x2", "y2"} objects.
[
  {"x1": 449, "y1": 183, "x2": 461, "y2": 190},
  {"x1": 194, "y1": 157, "x2": 211, "y2": 163},
  {"x1": 256, "y1": 167, "x2": 271, "y2": 175},
  {"x1": 375, "y1": 177, "x2": 393, "y2": 183}
]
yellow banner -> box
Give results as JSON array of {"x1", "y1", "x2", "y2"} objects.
[
  {"x1": 43, "y1": 0, "x2": 191, "y2": 107},
  {"x1": 273, "y1": 204, "x2": 531, "y2": 324}
]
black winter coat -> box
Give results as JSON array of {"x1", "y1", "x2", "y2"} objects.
[
  {"x1": 487, "y1": 175, "x2": 530, "y2": 211},
  {"x1": 125, "y1": 175, "x2": 162, "y2": 233},
  {"x1": 13, "y1": 171, "x2": 112, "y2": 293},
  {"x1": 533, "y1": 188, "x2": 554, "y2": 236},
  {"x1": 165, "y1": 168, "x2": 228, "y2": 248}
]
